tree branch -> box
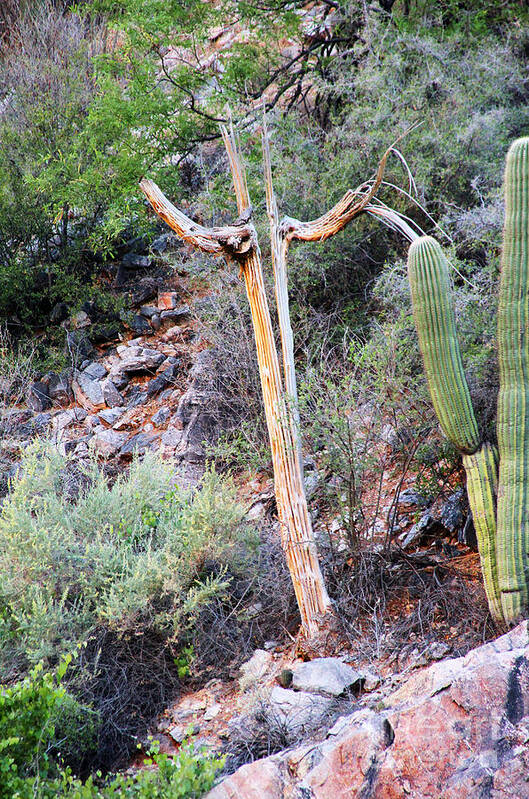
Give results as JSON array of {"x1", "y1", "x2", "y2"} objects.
[
  {"x1": 138, "y1": 178, "x2": 255, "y2": 257},
  {"x1": 280, "y1": 144, "x2": 390, "y2": 243}
]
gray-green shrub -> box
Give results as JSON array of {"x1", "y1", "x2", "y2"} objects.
[{"x1": 0, "y1": 443, "x2": 256, "y2": 674}]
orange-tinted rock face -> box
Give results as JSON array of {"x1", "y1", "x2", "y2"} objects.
[{"x1": 207, "y1": 622, "x2": 529, "y2": 799}]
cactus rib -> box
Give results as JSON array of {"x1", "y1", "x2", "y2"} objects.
[{"x1": 409, "y1": 235, "x2": 503, "y2": 621}]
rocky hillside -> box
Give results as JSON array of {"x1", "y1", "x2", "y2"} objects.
[
  {"x1": 0, "y1": 233, "x2": 225, "y2": 493},
  {"x1": 206, "y1": 622, "x2": 529, "y2": 798},
  {"x1": 3, "y1": 2, "x2": 529, "y2": 797}
]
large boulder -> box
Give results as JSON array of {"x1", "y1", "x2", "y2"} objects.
[{"x1": 207, "y1": 622, "x2": 529, "y2": 799}]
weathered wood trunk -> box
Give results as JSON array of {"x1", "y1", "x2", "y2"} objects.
[
  {"x1": 238, "y1": 246, "x2": 332, "y2": 633},
  {"x1": 139, "y1": 126, "x2": 332, "y2": 637}
]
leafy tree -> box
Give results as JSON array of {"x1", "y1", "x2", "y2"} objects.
[{"x1": 0, "y1": 2, "x2": 106, "y2": 323}]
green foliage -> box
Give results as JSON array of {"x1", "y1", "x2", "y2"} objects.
[
  {"x1": 298, "y1": 309, "x2": 433, "y2": 546},
  {"x1": 1, "y1": 705, "x2": 222, "y2": 799},
  {"x1": 413, "y1": 439, "x2": 460, "y2": 505},
  {"x1": 0, "y1": 4, "x2": 106, "y2": 324},
  {"x1": 173, "y1": 645, "x2": 194, "y2": 680},
  {"x1": 68, "y1": 0, "x2": 303, "y2": 250},
  {"x1": 213, "y1": 423, "x2": 271, "y2": 475},
  {"x1": 261, "y1": 23, "x2": 529, "y2": 316},
  {"x1": 0, "y1": 443, "x2": 256, "y2": 674},
  {"x1": 0, "y1": 662, "x2": 63, "y2": 795},
  {"x1": 43, "y1": 741, "x2": 223, "y2": 799},
  {"x1": 0, "y1": 654, "x2": 95, "y2": 799},
  {"x1": 393, "y1": 0, "x2": 529, "y2": 36}
]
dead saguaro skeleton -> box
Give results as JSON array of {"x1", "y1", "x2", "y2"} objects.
[{"x1": 140, "y1": 123, "x2": 417, "y2": 637}]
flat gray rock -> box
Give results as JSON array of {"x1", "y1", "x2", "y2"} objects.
[
  {"x1": 120, "y1": 432, "x2": 158, "y2": 456},
  {"x1": 139, "y1": 305, "x2": 158, "y2": 318},
  {"x1": 83, "y1": 362, "x2": 107, "y2": 380},
  {"x1": 103, "y1": 380, "x2": 124, "y2": 408},
  {"x1": 152, "y1": 406, "x2": 170, "y2": 426},
  {"x1": 98, "y1": 407, "x2": 124, "y2": 426},
  {"x1": 291, "y1": 658, "x2": 363, "y2": 696},
  {"x1": 27, "y1": 381, "x2": 51, "y2": 412},
  {"x1": 47, "y1": 371, "x2": 73, "y2": 404},
  {"x1": 161, "y1": 427, "x2": 183, "y2": 448},
  {"x1": 52, "y1": 408, "x2": 88, "y2": 435},
  {"x1": 267, "y1": 686, "x2": 335, "y2": 734},
  {"x1": 398, "y1": 512, "x2": 436, "y2": 550},
  {"x1": 160, "y1": 306, "x2": 190, "y2": 323},
  {"x1": 72, "y1": 372, "x2": 105, "y2": 411},
  {"x1": 119, "y1": 347, "x2": 165, "y2": 373},
  {"x1": 92, "y1": 428, "x2": 128, "y2": 458}
]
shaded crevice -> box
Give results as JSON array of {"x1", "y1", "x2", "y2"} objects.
[
  {"x1": 359, "y1": 756, "x2": 380, "y2": 799},
  {"x1": 505, "y1": 655, "x2": 526, "y2": 724},
  {"x1": 383, "y1": 718, "x2": 395, "y2": 747}
]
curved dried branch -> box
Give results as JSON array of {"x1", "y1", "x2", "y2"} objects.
[
  {"x1": 139, "y1": 178, "x2": 255, "y2": 257},
  {"x1": 280, "y1": 145, "x2": 390, "y2": 243},
  {"x1": 279, "y1": 126, "x2": 421, "y2": 244}
]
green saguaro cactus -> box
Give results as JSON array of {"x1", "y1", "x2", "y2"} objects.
[
  {"x1": 408, "y1": 236, "x2": 503, "y2": 622},
  {"x1": 407, "y1": 137, "x2": 529, "y2": 627},
  {"x1": 497, "y1": 137, "x2": 529, "y2": 623},
  {"x1": 407, "y1": 236, "x2": 480, "y2": 455}
]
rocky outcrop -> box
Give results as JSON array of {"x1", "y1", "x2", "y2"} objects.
[
  {"x1": 290, "y1": 657, "x2": 364, "y2": 697},
  {"x1": 207, "y1": 622, "x2": 529, "y2": 798},
  {"x1": 170, "y1": 349, "x2": 223, "y2": 463}
]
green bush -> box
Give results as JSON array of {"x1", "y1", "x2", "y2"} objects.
[
  {"x1": 298, "y1": 309, "x2": 433, "y2": 546},
  {"x1": 0, "y1": 443, "x2": 256, "y2": 674},
  {"x1": 0, "y1": 675, "x2": 222, "y2": 799},
  {"x1": 0, "y1": 3, "x2": 107, "y2": 325},
  {"x1": 0, "y1": 654, "x2": 95, "y2": 799},
  {"x1": 34, "y1": 741, "x2": 223, "y2": 799},
  {"x1": 0, "y1": 443, "x2": 261, "y2": 773}
]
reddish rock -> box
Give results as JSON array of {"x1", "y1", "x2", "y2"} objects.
[
  {"x1": 158, "y1": 291, "x2": 179, "y2": 310},
  {"x1": 206, "y1": 623, "x2": 529, "y2": 799},
  {"x1": 206, "y1": 758, "x2": 284, "y2": 799}
]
